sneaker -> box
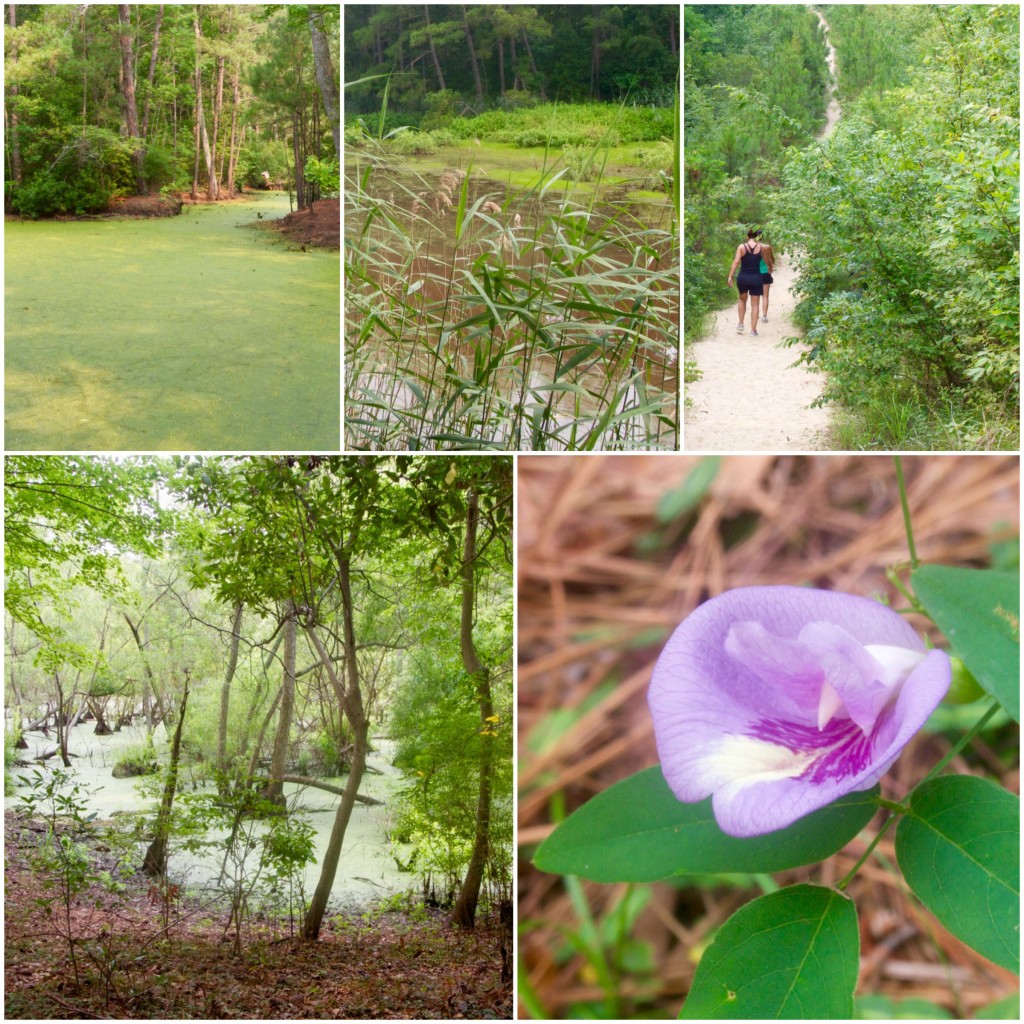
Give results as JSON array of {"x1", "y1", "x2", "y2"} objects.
[
  {"x1": 736, "y1": 324, "x2": 744, "y2": 334},
  {"x1": 750, "y1": 330, "x2": 759, "y2": 337},
  {"x1": 761, "y1": 316, "x2": 769, "y2": 322}
]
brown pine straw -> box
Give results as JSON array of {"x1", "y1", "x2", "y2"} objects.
[{"x1": 517, "y1": 455, "x2": 1020, "y2": 1019}]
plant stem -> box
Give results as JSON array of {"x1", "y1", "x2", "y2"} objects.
[
  {"x1": 893, "y1": 456, "x2": 918, "y2": 569},
  {"x1": 837, "y1": 699, "x2": 1000, "y2": 892},
  {"x1": 918, "y1": 698, "x2": 1001, "y2": 787}
]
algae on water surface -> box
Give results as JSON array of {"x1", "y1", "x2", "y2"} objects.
[{"x1": 5, "y1": 194, "x2": 340, "y2": 451}]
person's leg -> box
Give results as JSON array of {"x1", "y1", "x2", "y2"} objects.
[
  {"x1": 762, "y1": 284, "x2": 771, "y2": 320},
  {"x1": 750, "y1": 295, "x2": 761, "y2": 333},
  {"x1": 737, "y1": 290, "x2": 747, "y2": 331}
]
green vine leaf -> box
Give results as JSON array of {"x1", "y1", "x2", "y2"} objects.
[
  {"x1": 896, "y1": 775, "x2": 1019, "y2": 972},
  {"x1": 680, "y1": 884, "x2": 859, "y2": 1019}
]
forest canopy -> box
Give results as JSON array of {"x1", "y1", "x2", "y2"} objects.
[
  {"x1": 4, "y1": 4, "x2": 340, "y2": 217},
  {"x1": 344, "y1": 3, "x2": 678, "y2": 119}
]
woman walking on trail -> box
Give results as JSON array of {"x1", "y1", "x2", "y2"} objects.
[
  {"x1": 758, "y1": 231, "x2": 775, "y2": 322},
  {"x1": 727, "y1": 229, "x2": 774, "y2": 336}
]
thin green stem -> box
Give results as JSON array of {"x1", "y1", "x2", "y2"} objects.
[
  {"x1": 893, "y1": 456, "x2": 918, "y2": 569},
  {"x1": 918, "y1": 698, "x2": 1001, "y2": 787},
  {"x1": 837, "y1": 699, "x2": 1000, "y2": 892},
  {"x1": 837, "y1": 812, "x2": 898, "y2": 892}
]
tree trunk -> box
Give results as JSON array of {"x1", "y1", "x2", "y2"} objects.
[
  {"x1": 226, "y1": 64, "x2": 240, "y2": 193},
  {"x1": 142, "y1": 675, "x2": 191, "y2": 877},
  {"x1": 7, "y1": 4, "x2": 23, "y2": 187},
  {"x1": 263, "y1": 602, "x2": 296, "y2": 806},
  {"x1": 191, "y1": 10, "x2": 201, "y2": 199},
  {"x1": 521, "y1": 29, "x2": 544, "y2": 100},
  {"x1": 424, "y1": 6, "x2": 446, "y2": 91},
  {"x1": 217, "y1": 602, "x2": 244, "y2": 781},
  {"x1": 460, "y1": 5, "x2": 484, "y2": 108},
  {"x1": 497, "y1": 36, "x2": 506, "y2": 96},
  {"x1": 123, "y1": 612, "x2": 157, "y2": 744},
  {"x1": 117, "y1": 4, "x2": 145, "y2": 192},
  {"x1": 140, "y1": 4, "x2": 163, "y2": 141},
  {"x1": 590, "y1": 6, "x2": 602, "y2": 100},
  {"x1": 301, "y1": 558, "x2": 369, "y2": 941},
  {"x1": 452, "y1": 489, "x2": 493, "y2": 929},
  {"x1": 210, "y1": 54, "x2": 225, "y2": 195},
  {"x1": 308, "y1": 7, "x2": 340, "y2": 156}
]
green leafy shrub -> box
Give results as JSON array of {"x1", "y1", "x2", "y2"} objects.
[
  {"x1": 305, "y1": 156, "x2": 340, "y2": 197},
  {"x1": 112, "y1": 743, "x2": 158, "y2": 778},
  {"x1": 9, "y1": 167, "x2": 111, "y2": 218},
  {"x1": 421, "y1": 88, "x2": 463, "y2": 130},
  {"x1": 389, "y1": 130, "x2": 437, "y2": 156},
  {"x1": 427, "y1": 128, "x2": 458, "y2": 148}
]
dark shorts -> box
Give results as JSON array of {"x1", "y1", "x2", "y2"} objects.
[
  {"x1": 737, "y1": 273, "x2": 763, "y2": 296},
  {"x1": 762, "y1": 273, "x2": 774, "y2": 285}
]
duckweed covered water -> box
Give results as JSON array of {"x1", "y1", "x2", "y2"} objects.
[
  {"x1": 5, "y1": 194, "x2": 339, "y2": 450},
  {"x1": 8, "y1": 724, "x2": 411, "y2": 912}
]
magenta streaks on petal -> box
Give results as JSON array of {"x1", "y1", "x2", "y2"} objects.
[
  {"x1": 648, "y1": 586, "x2": 952, "y2": 837},
  {"x1": 749, "y1": 717, "x2": 874, "y2": 784}
]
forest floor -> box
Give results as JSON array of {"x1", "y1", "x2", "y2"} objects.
[
  {"x1": 4, "y1": 810, "x2": 511, "y2": 1020},
  {"x1": 274, "y1": 197, "x2": 340, "y2": 249}
]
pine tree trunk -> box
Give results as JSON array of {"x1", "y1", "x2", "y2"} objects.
[
  {"x1": 461, "y1": 5, "x2": 484, "y2": 108},
  {"x1": 7, "y1": 5, "x2": 22, "y2": 186},
  {"x1": 140, "y1": 4, "x2": 163, "y2": 141},
  {"x1": 226, "y1": 65, "x2": 241, "y2": 194},
  {"x1": 424, "y1": 6, "x2": 446, "y2": 91},
  {"x1": 210, "y1": 55, "x2": 225, "y2": 195},
  {"x1": 117, "y1": 4, "x2": 145, "y2": 192},
  {"x1": 308, "y1": 7, "x2": 340, "y2": 156}
]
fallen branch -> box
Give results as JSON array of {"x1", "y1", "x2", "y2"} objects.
[{"x1": 272, "y1": 774, "x2": 383, "y2": 806}]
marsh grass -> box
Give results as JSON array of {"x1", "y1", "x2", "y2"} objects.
[{"x1": 344, "y1": 134, "x2": 678, "y2": 451}]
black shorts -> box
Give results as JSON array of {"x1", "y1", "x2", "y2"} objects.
[
  {"x1": 762, "y1": 273, "x2": 774, "y2": 285},
  {"x1": 737, "y1": 273, "x2": 763, "y2": 296}
]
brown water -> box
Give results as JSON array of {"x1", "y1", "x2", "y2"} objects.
[{"x1": 345, "y1": 160, "x2": 679, "y2": 450}]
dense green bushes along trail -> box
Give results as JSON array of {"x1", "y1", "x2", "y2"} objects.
[{"x1": 685, "y1": 4, "x2": 1019, "y2": 449}]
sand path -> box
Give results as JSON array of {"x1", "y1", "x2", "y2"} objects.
[{"x1": 685, "y1": 6, "x2": 840, "y2": 452}]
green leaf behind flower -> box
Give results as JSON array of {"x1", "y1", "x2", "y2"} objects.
[
  {"x1": 896, "y1": 775, "x2": 1019, "y2": 973},
  {"x1": 911, "y1": 564, "x2": 1020, "y2": 721},
  {"x1": 533, "y1": 766, "x2": 878, "y2": 882},
  {"x1": 679, "y1": 884, "x2": 859, "y2": 1019}
]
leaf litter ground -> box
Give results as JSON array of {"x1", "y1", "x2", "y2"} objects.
[{"x1": 5, "y1": 811, "x2": 511, "y2": 1020}]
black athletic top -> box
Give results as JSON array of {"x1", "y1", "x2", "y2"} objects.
[{"x1": 739, "y1": 241, "x2": 762, "y2": 274}]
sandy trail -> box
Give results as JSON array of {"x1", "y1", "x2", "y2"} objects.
[{"x1": 685, "y1": 6, "x2": 840, "y2": 452}]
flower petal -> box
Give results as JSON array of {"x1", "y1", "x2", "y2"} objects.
[{"x1": 649, "y1": 587, "x2": 951, "y2": 837}]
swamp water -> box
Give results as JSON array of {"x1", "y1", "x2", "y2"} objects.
[
  {"x1": 5, "y1": 193, "x2": 339, "y2": 451},
  {"x1": 8, "y1": 724, "x2": 411, "y2": 913}
]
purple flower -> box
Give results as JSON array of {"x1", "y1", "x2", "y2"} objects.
[{"x1": 649, "y1": 587, "x2": 951, "y2": 838}]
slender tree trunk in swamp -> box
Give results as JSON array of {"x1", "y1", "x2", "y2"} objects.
[
  {"x1": 143, "y1": 675, "x2": 191, "y2": 877},
  {"x1": 263, "y1": 602, "x2": 296, "y2": 807},
  {"x1": 217, "y1": 602, "x2": 244, "y2": 784},
  {"x1": 452, "y1": 489, "x2": 493, "y2": 929},
  {"x1": 301, "y1": 561, "x2": 369, "y2": 942}
]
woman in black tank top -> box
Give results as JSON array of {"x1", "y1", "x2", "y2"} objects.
[{"x1": 727, "y1": 229, "x2": 773, "y2": 336}]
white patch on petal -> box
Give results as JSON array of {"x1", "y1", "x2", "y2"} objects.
[
  {"x1": 817, "y1": 681, "x2": 844, "y2": 730},
  {"x1": 701, "y1": 734, "x2": 816, "y2": 790},
  {"x1": 864, "y1": 645, "x2": 927, "y2": 689}
]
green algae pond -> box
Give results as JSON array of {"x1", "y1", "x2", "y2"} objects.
[{"x1": 5, "y1": 193, "x2": 339, "y2": 451}]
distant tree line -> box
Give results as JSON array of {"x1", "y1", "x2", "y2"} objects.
[{"x1": 344, "y1": 4, "x2": 678, "y2": 116}]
